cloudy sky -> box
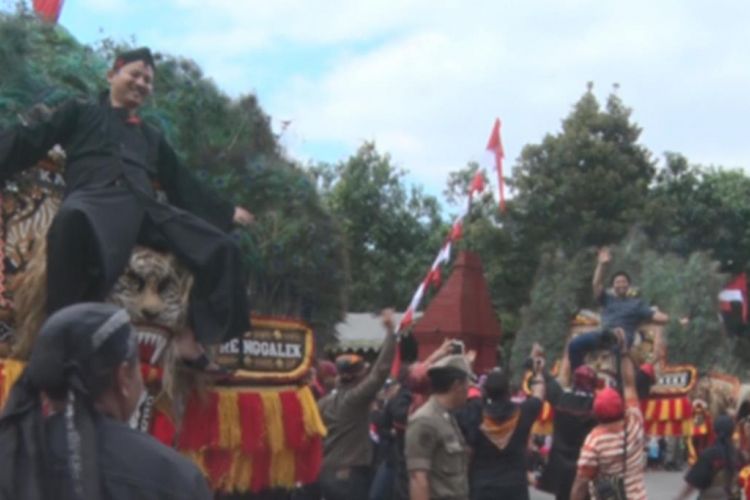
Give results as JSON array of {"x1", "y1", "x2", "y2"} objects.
[{"x1": 11, "y1": 0, "x2": 750, "y2": 201}]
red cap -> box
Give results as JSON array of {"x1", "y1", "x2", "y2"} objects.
[
  {"x1": 639, "y1": 363, "x2": 656, "y2": 380},
  {"x1": 593, "y1": 386, "x2": 625, "y2": 422},
  {"x1": 318, "y1": 360, "x2": 337, "y2": 378}
]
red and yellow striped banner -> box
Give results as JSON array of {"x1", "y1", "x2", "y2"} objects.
[
  {"x1": 641, "y1": 396, "x2": 693, "y2": 436},
  {"x1": 154, "y1": 385, "x2": 326, "y2": 493}
]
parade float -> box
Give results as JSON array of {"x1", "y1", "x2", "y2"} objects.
[
  {"x1": 0, "y1": 157, "x2": 327, "y2": 499},
  {"x1": 524, "y1": 310, "x2": 718, "y2": 446},
  {"x1": 525, "y1": 308, "x2": 750, "y2": 473}
]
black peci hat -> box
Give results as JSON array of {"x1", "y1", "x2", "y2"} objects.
[{"x1": 112, "y1": 47, "x2": 155, "y2": 70}]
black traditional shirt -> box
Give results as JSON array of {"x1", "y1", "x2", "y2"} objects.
[
  {"x1": 0, "y1": 97, "x2": 233, "y2": 231},
  {"x1": 45, "y1": 414, "x2": 211, "y2": 500}
]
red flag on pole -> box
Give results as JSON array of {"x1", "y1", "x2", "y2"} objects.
[
  {"x1": 426, "y1": 267, "x2": 442, "y2": 289},
  {"x1": 486, "y1": 118, "x2": 506, "y2": 212},
  {"x1": 469, "y1": 171, "x2": 485, "y2": 196},
  {"x1": 450, "y1": 220, "x2": 463, "y2": 242},
  {"x1": 390, "y1": 336, "x2": 403, "y2": 378},
  {"x1": 33, "y1": 0, "x2": 64, "y2": 23}
]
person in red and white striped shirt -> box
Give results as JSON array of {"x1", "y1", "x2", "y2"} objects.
[{"x1": 571, "y1": 329, "x2": 647, "y2": 500}]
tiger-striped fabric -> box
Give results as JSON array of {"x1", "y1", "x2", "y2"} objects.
[
  {"x1": 106, "y1": 246, "x2": 193, "y2": 329},
  {"x1": 577, "y1": 403, "x2": 647, "y2": 500}
]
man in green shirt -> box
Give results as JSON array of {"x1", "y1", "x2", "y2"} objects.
[{"x1": 406, "y1": 354, "x2": 472, "y2": 500}]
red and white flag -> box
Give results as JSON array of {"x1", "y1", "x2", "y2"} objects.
[
  {"x1": 433, "y1": 242, "x2": 451, "y2": 268},
  {"x1": 390, "y1": 169, "x2": 476, "y2": 375},
  {"x1": 399, "y1": 281, "x2": 426, "y2": 330},
  {"x1": 486, "y1": 118, "x2": 506, "y2": 212},
  {"x1": 720, "y1": 273, "x2": 748, "y2": 336},
  {"x1": 450, "y1": 219, "x2": 463, "y2": 242},
  {"x1": 469, "y1": 170, "x2": 485, "y2": 198}
]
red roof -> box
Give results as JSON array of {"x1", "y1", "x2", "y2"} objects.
[
  {"x1": 411, "y1": 251, "x2": 502, "y2": 373},
  {"x1": 413, "y1": 251, "x2": 501, "y2": 340}
]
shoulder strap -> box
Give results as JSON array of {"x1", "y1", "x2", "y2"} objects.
[{"x1": 615, "y1": 347, "x2": 627, "y2": 474}]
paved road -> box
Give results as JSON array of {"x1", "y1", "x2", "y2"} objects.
[{"x1": 530, "y1": 470, "x2": 686, "y2": 499}]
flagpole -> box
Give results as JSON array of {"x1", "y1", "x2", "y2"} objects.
[
  {"x1": 389, "y1": 170, "x2": 486, "y2": 377},
  {"x1": 486, "y1": 118, "x2": 506, "y2": 212}
]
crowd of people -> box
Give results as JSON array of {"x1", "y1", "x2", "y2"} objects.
[
  {"x1": 310, "y1": 250, "x2": 748, "y2": 500},
  {"x1": 2, "y1": 293, "x2": 744, "y2": 499},
  {"x1": 0, "y1": 43, "x2": 748, "y2": 500},
  {"x1": 314, "y1": 331, "x2": 747, "y2": 500}
]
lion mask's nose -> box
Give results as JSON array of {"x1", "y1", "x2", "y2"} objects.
[{"x1": 142, "y1": 309, "x2": 160, "y2": 321}]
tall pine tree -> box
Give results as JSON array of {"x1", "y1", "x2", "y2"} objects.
[{"x1": 511, "y1": 85, "x2": 655, "y2": 252}]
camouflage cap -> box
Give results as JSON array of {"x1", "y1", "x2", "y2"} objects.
[{"x1": 427, "y1": 354, "x2": 473, "y2": 377}]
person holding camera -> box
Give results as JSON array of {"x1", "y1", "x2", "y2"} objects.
[
  {"x1": 461, "y1": 346, "x2": 546, "y2": 500},
  {"x1": 570, "y1": 329, "x2": 647, "y2": 500}
]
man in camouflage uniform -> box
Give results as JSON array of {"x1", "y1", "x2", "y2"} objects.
[{"x1": 405, "y1": 355, "x2": 471, "y2": 500}]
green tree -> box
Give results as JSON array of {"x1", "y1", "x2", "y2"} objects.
[
  {"x1": 0, "y1": 10, "x2": 348, "y2": 341},
  {"x1": 0, "y1": 8, "x2": 106, "y2": 125},
  {"x1": 510, "y1": 230, "x2": 735, "y2": 375},
  {"x1": 645, "y1": 154, "x2": 750, "y2": 274},
  {"x1": 312, "y1": 143, "x2": 446, "y2": 312},
  {"x1": 511, "y1": 85, "x2": 655, "y2": 252},
  {"x1": 509, "y1": 249, "x2": 591, "y2": 374}
]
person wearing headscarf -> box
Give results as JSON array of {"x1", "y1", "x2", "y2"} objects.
[
  {"x1": 0, "y1": 47, "x2": 253, "y2": 370},
  {"x1": 675, "y1": 415, "x2": 741, "y2": 500},
  {"x1": 0, "y1": 303, "x2": 211, "y2": 500},
  {"x1": 538, "y1": 365, "x2": 597, "y2": 500},
  {"x1": 464, "y1": 353, "x2": 545, "y2": 500}
]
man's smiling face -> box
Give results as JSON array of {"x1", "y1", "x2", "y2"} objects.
[{"x1": 107, "y1": 60, "x2": 154, "y2": 111}]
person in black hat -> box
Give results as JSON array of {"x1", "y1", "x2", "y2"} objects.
[
  {"x1": 538, "y1": 364, "x2": 597, "y2": 500},
  {"x1": 0, "y1": 47, "x2": 253, "y2": 368},
  {"x1": 675, "y1": 415, "x2": 741, "y2": 500},
  {"x1": 0, "y1": 302, "x2": 211, "y2": 500}
]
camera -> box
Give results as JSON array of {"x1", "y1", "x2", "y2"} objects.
[{"x1": 450, "y1": 339, "x2": 465, "y2": 355}]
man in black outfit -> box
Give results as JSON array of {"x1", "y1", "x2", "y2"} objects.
[
  {"x1": 538, "y1": 365, "x2": 598, "y2": 500},
  {"x1": 0, "y1": 302, "x2": 211, "y2": 499},
  {"x1": 0, "y1": 48, "x2": 253, "y2": 361}
]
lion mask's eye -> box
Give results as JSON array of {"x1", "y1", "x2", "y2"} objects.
[
  {"x1": 126, "y1": 271, "x2": 145, "y2": 292},
  {"x1": 157, "y1": 278, "x2": 174, "y2": 294}
]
